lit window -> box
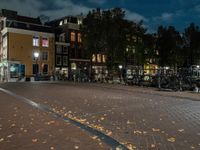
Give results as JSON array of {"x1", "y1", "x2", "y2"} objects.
[
  {"x1": 78, "y1": 18, "x2": 82, "y2": 25},
  {"x1": 33, "y1": 36, "x2": 39, "y2": 47},
  {"x1": 97, "y1": 54, "x2": 101, "y2": 63},
  {"x1": 42, "y1": 37, "x2": 49, "y2": 47},
  {"x1": 63, "y1": 56, "x2": 68, "y2": 66},
  {"x1": 41, "y1": 51, "x2": 48, "y2": 61},
  {"x1": 78, "y1": 33, "x2": 82, "y2": 43},
  {"x1": 71, "y1": 32, "x2": 76, "y2": 42},
  {"x1": 64, "y1": 19, "x2": 68, "y2": 24},
  {"x1": 56, "y1": 56, "x2": 61, "y2": 66},
  {"x1": 92, "y1": 54, "x2": 96, "y2": 62},
  {"x1": 59, "y1": 20, "x2": 63, "y2": 26},
  {"x1": 102, "y1": 55, "x2": 106, "y2": 63}
]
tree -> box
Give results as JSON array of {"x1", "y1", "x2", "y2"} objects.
[
  {"x1": 156, "y1": 26, "x2": 182, "y2": 68},
  {"x1": 183, "y1": 23, "x2": 200, "y2": 66}
]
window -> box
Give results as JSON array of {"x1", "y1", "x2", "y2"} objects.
[
  {"x1": 42, "y1": 64, "x2": 48, "y2": 74},
  {"x1": 32, "y1": 64, "x2": 39, "y2": 75},
  {"x1": 102, "y1": 55, "x2": 106, "y2": 63},
  {"x1": 63, "y1": 56, "x2": 68, "y2": 66},
  {"x1": 77, "y1": 33, "x2": 82, "y2": 43},
  {"x1": 33, "y1": 36, "x2": 39, "y2": 47},
  {"x1": 56, "y1": 55, "x2": 62, "y2": 66},
  {"x1": 97, "y1": 54, "x2": 101, "y2": 63},
  {"x1": 64, "y1": 19, "x2": 68, "y2": 24},
  {"x1": 59, "y1": 20, "x2": 63, "y2": 26},
  {"x1": 56, "y1": 45, "x2": 62, "y2": 54},
  {"x1": 92, "y1": 54, "x2": 96, "y2": 62},
  {"x1": 41, "y1": 51, "x2": 48, "y2": 61},
  {"x1": 42, "y1": 37, "x2": 49, "y2": 47},
  {"x1": 63, "y1": 46, "x2": 68, "y2": 54},
  {"x1": 77, "y1": 18, "x2": 82, "y2": 25},
  {"x1": 71, "y1": 32, "x2": 76, "y2": 42},
  {"x1": 59, "y1": 33, "x2": 65, "y2": 42}
]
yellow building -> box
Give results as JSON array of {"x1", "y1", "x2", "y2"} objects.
[{"x1": 0, "y1": 9, "x2": 54, "y2": 82}]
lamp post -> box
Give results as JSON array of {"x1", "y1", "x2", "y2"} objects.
[
  {"x1": 34, "y1": 52, "x2": 39, "y2": 80},
  {"x1": 119, "y1": 65, "x2": 123, "y2": 83}
]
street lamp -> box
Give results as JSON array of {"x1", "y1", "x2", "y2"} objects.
[
  {"x1": 118, "y1": 65, "x2": 123, "y2": 83},
  {"x1": 34, "y1": 52, "x2": 39, "y2": 80}
]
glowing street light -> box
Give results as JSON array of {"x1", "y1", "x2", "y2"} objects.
[
  {"x1": 34, "y1": 52, "x2": 39, "y2": 79},
  {"x1": 34, "y1": 52, "x2": 39, "y2": 59}
]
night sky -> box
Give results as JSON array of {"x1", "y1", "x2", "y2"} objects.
[{"x1": 1, "y1": 0, "x2": 200, "y2": 33}]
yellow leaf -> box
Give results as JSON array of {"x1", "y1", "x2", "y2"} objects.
[
  {"x1": 91, "y1": 136, "x2": 98, "y2": 140},
  {"x1": 74, "y1": 145, "x2": 79, "y2": 149},
  {"x1": 151, "y1": 144, "x2": 156, "y2": 148},
  {"x1": 7, "y1": 134, "x2": 13, "y2": 138},
  {"x1": 32, "y1": 139, "x2": 38, "y2": 143},
  {"x1": 100, "y1": 117, "x2": 105, "y2": 121},
  {"x1": 134, "y1": 130, "x2": 142, "y2": 134},
  {"x1": 0, "y1": 138, "x2": 4, "y2": 142},
  {"x1": 11, "y1": 124, "x2": 16, "y2": 127},
  {"x1": 178, "y1": 129, "x2": 184, "y2": 133},
  {"x1": 167, "y1": 137, "x2": 176, "y2": 142},
  {"x1": 106, "y1": 131, "x2": 112, "y2": 136},
  {"x1": 152, "y1": 128, "x2": 160, "y2": 132}
]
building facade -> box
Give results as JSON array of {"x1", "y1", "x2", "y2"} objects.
[
  {"x1": 0, "y1": 9, "x2": 55, "y2": 82},
  {"x1": 46, "y1": 16, "x2": 90, "y2": 81}
]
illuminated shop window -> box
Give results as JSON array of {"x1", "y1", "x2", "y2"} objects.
[
  {"x1": 59, "y1": 20, "x2": 63, "y2": 26},
  {"x1": 78, "y1": 18, "x2": 82, "y2": 25},
  {"x1": 77, "y1": 33, "x2": 82, "y2": 43},
  {"x1": 71, "y1": 32, "x2": 76, "y2": 42},
  {"x1": 97, "y1": 54, "x2": 101, "y2": 63},
  {"x1": 102, "y1": 55, "x2": 106, "y2": 63},
  {"x1": 92, "y1": 54, "x2": 96, "y2": 62},
  {"x1": 42, "y1": 37, "x2": 49, "y2": 47},
  {"x1": 33, "y1": 36, "x2": 39, "y2": 47}
]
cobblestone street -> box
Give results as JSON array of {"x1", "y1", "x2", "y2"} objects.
[{"x1": 0, "y1": 82, "x2": 200, "y2": 150}]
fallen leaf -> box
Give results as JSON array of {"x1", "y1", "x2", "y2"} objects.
[
  {"x1": 134, "y1": 130, "x2": 142, "y2": 134},
  {"x1": 74, "y1": 145, "x2": 79, "y2": 149},
  {"x1": 167, "y1": 137, "x2": 176, "y2": 142},
  {"x1": 100, "y1": 117, "x2": 105, "y2": 121},
  {"x1": 32, "y1": 139, "x2": 38, "y2": 143},
  {"x1": 91, "y1": 136, "x2": 98, "y2": 140},
  {"x1": 11, "y1": 124, "x2": 16, "y2": 127},
  {"x1": 106, "y1": 131, "x2": 112, "y2": 136},
  {"x1": 178, "y1": 129, "x2": 184, "y2": 133},
  {"x1": 152, "y1": 128, "x2": 160, "y2": 132},
  {"x1": 7, "y1": 134, "x2": 13, "y2": 138},
  {"x1": 126, "y1": 143, "x2": 137, "y2": 150},
  {"x1": 0, "y1": 138, "x2": 4, "y2": 142},
  {"x1": 127, "y1": 120, "x2": 131, "y2": 124},
  {"x1": 151, "y1": 144, "x2": 156, "y2": 148}
]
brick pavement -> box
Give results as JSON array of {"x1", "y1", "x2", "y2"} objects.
[{"x1": 0, "y1": 82, "x2": 200, "y2": 150}]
